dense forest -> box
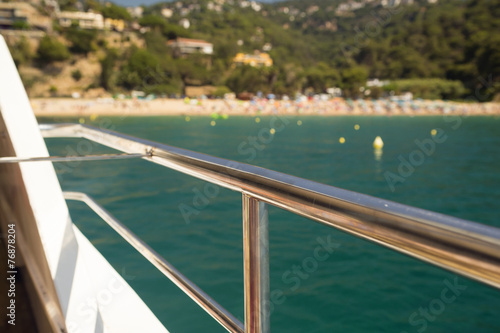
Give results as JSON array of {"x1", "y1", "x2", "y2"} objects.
[{"x1": 9, "y1": 0, "x2": 500, "y2": 100}]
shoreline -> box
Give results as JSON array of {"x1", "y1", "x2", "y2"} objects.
[{"x1": 32, "y1": 98, "x2": 500, "y2": 117}]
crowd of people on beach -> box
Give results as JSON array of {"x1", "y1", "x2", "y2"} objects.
[
  {"x1": 31, "y1": 96, "x2": 500, "y2": 117},
  {"x1": 185, "y1": 96, "x2": 500, "y2": 116}
]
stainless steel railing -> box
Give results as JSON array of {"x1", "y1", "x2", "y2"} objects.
[
  {"x1": 41, "y1": 123, "x2": 500, "y2": 333},
  {"x1": 63, "y1": 191, "x2": 245, "y2": 333}
]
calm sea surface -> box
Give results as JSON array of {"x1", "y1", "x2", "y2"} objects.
[{"x1": 39, "y1": 115, "x2": 500, "y2": 333}]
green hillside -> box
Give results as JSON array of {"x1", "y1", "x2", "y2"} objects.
[{"x1": 8, "y1": 0, "x2": 500, "y2": 100}]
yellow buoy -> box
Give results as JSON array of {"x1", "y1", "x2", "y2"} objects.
[
  {"x1": 373, "y1": 136, "x2": 384, "y2": 149},
  {"x1": 255, "y1": 117, "x2": 261, "y2": 123},
  {"x1": 79, "y1": 118, "x2": 85, "y2": 124},
  {"x1": 185, "y1": 116, "x2": 191, "y2": 122},
  {"x1": 339, "y1": 137, "x2": 346, "y2": 144},
  {"x1": 297, "y1": 120, "x2": 302, "y2": 126},
  {"x1": 270, "y1": 128, "x2": 276, "y2": 134},
  {"x1": 354, "y1": 124, "x2": 360, "y2": 130},
  {"x1": 431, "y1": 129, "x2": 437, "y2": 136},
  {"x1": 210, "y1": 120, "x2": 216, "y2": 126}
]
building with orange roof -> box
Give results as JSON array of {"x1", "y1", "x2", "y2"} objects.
[{"x1": 233, "y1": 52, "x2": 273, "y2": 67}]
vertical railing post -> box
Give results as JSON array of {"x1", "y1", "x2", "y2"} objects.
[{"x1": 242, "y1": 194, "x2": 270, "y2": 333}]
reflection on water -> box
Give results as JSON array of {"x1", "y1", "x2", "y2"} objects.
[{"x1": 374, "y1": 148, "x2": 383, "y2": 177}]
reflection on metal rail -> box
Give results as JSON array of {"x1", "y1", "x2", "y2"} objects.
[
  {"x1": 0, "y1": 153, "x2": 147, "y2": 164},
  {"x1": 43, "y1": 123, "x2": 500, "y2": 333}
]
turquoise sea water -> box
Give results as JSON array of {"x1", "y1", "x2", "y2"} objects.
[{"x1": 39, "y1": 115, "x2": 500, "y2": 333}]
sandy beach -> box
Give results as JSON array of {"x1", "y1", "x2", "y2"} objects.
[{"x1": 32, "y1": 97, "x2": 500, "y2": 117}]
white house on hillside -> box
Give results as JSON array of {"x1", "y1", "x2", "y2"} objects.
[
  {"x1": 58, "y1": 11, "x2": 104, "y2": 29},
  {"x1": 168, "y1": 38, "x2": 213, "y2": 55},
  {"x1": 179, "y1": 18, "x2": 190, "y2": 29}
]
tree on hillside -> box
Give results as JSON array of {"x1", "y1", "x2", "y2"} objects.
[
  {"x1": 273, "y1": 63, "x2": 304, "y2": 96},
  {"x1": 118, "y1": 48, "x2": 161, "y2": 90},
  {"x1": 389, "y1": 79, "x2": 467, "y2": 100},
  {"x1": 101, "y1": 3, "x2": 132, "y2": 21},
  {"x1": 139, "y1": 15, "x2": 190, "y2": 39},
  {"x1": 304, "y1": 62, "x2": 340, "y2": 93},
  {"x1": 84, "y1": 0, "x2": 102, "y2": 11},
  {"x1": 162, "y1": 23, "x2": 190, "y2": 40},
  {"x1": 476, "y1": 35, "x2": 500, "y2": 82},
  {"x1": 12, "y1": 21, "x2": 30, "y2": 30},
  {"x1": 173, "y1": 58, "x2": 210, "y2": 95},
  {"x1": 36, "y1": 36, "x2": 70, "y2": 65},
  {"x1": 139, "y1": 15, "x2": 167, "y2": 31},
  {"x1": 58, "y1": 0, "x2": 79, "y2": 11},
  {"x1": 64, "y1": 27, "x2": 98, "y2": 55},
  {"x1": 8, "y1": 37, "x2": 33, "y2": 67},
  {"x1": 213, "y1": 40, "x2": 238, "y2": 67},
  {"x1": 341, "y1": 66, "x2": 368, "y2": 98},
  {"x1": 144, "y1": 31, "x2": 170, "y2": 55},
  {"x1": 100, "y1": 49, "x2": 119, "y2": 91},
  {"x1": 474, "y1": 35, "x2": 500, "y2": 99},
  {"x1": 226, "y1": 65, "x2": 274, "y2": 94}
]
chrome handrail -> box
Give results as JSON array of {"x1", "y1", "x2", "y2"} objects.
[
  {"x1": 42, "y1": 123, "x2": 500, "y2": 333},
  {"x1": 63, "y1": 191, "x2": 244, "y2": 333},
  {"x1": 0, "y1": 153, "x2": 148, "y2": 164}
]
